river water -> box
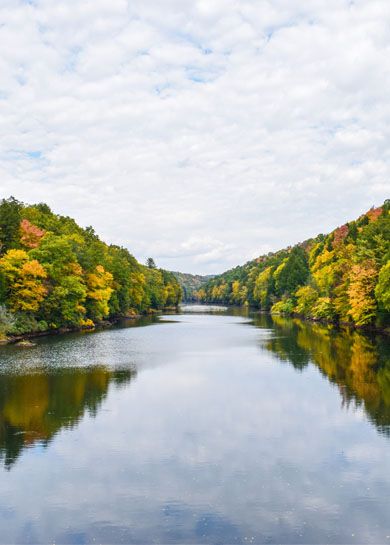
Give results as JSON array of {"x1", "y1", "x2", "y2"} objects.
[{"x1": 0, "y1": 306, "x2": 389, "y2": 544}]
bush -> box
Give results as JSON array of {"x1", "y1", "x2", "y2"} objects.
[
  {"x1": 312, "y1": 297, "x2": 336, "y2": 321},
  {"x1": 0, "y1": 305, "x2": 15, "y2": 339},
  {"x1": 294, "y1": 285, "x2": 318, "y2": 316},
  {"x1": 271, "y1": 297, "x2": 295, "y2": 315},
  {"x1": 37, "y1": 320, "x2": 48, "y2": 332},
  {"x1": 10, "y1": 314, "x2": 47, "y2": 335}
]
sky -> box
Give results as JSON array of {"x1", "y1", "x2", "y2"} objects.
[{"x1": 0, "y1": 0, "x2": 389, "y2": 274}]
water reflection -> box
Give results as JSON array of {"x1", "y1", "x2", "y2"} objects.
[
  {"x1": 0, "y1": 309, "x2": 389, "y2": 544},
  {"x1": 0, "y1": 365, "x2": 136, "y2": 469},
  {"x1": 257, "y1": 313, "x2": 390, "y2": 436}
]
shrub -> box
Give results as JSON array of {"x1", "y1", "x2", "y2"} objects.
[
  {"x1": 312, "y1": 297, "x2": 336, "y2": 321},
  {"x1": 271, "y1": 297, "x2": 295, "y2": 315},
  {"x1": 0, "y1": 305, "x2": 15, "y2": 339},
  {"x1": 294, "y1": 285, "x2": 318, "y2": 316},
  {"x1": 10, "y1": 314, "x2": 45, "y2": 335}
]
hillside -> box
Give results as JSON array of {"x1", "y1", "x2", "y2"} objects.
[
  {"x1": 171, "y1": 271, "x2": 213, "y2": 301},
  {"x1": 0, "y1": 197, "x2": 182, "y2": 339},
  {"x1": 196, "y1": 202, "x2": 390, "y2": 330}
]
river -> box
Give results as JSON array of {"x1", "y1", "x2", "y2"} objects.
[{"x1": 0, "y1": 305, "x2": 389, "y2": 544}]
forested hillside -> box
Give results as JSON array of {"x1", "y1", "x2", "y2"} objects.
[
  {"x1": 0, "y1": 197, "x2": 182, "y2": 339},
  {"x1": 171, "y1": 271, "x2": 213, "y2": 301},
  {"x1": 197, "y1": 202, "x2": 390, "y2": 330}
]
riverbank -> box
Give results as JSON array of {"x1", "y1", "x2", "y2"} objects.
[
  {"x1": 2, "y1": 304, "x2": 387, "y2": 347},
  {"x1": 190, "y1": 301, "x2": 390, "y2": 336},
  {"x1": 268, "y1": 309, "x2": 390, "y2": 336},
  {"x1": 0, "y1": 307, "x2": 179, "y2": 346}
]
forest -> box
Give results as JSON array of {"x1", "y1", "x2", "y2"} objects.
[
  {"x1": 196, "y1": 201, "x2": 390, "y2": 330},
  {"x1": 171, "y1": 271, "x2": 212, "y2": 301},
  {"x1": 1, "y1": 197, "x2": 389, "y2": 339},
  {"x1": 0, "y1": 197, "x2": 182, "y2": 340}
]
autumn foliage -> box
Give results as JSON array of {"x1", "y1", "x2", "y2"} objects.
[
  {"x1": 197, "y1": 202, "x2": 390, "y2": 330},
  {"x1": 0, "y1": 197, "x2": 182, "y2": 337},
  {"x1": 20, "y1": 219, "x2": 45, "y2": 248}
]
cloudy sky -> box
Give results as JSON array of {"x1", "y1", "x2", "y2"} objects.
[{"x1": 0, "y1": 0, "x2": 389, "y2": 274}]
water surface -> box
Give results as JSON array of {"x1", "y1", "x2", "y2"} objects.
[{"x1": 0, "y1": 307, "x2": 389, "y2": 544}]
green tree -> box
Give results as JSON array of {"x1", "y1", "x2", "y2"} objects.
[
  {"x1": 375, "y1": 261, "x2": 390, "y2": 312},
  {"x1": 31, "y1": 234, "x2": 87, "y2": 327},
  {"x1": 0, "y1": 197, "x2": 22, "y2": 255},
  {"x1": 274, "y1": 246, "x2": 309, "y2": 296},
  {"x1": 146, "y1": 257, "x2": 157, "y2": 269}
]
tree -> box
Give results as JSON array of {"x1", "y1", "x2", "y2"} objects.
[
  {"x1": 230, "y1": 280, "x2": 247, "y2": 305},
  {"x1": 86, "y1": 265, "x2": 113, "y2": 322},
  {"x1": 375, "y1": 261, "x2": 390, "y2": 312},
  {"x1": 144, "y1": 268, "x2": 165, "y2": 309},
  {"x1": 0, "y1": 249, "x2": 47, "y2": 313},
  {"x1": 30, "y1": 234, "x2": 88, "y2": 327},
  {"x1": 146, "y1": 257, "x2": 156, "y2": 269},
  {"x1": 274, "y1": 247, "x2": 309, "y2": 296},
  {"x1": 253, "y1": 266, "x2": 273, "y2": 309},
  {"x1": 20, "y1": 219, "x2": 45, "y2": 249},
  {"x1": 0, "y1": 305, "x2": 15, "y2": 339},
  {"x1": 0, "y1": 197, "x2": 22, "y2": 255},
  {"x1": 348, "y1": 260, "x2": 378, "y2": 326},
  {"x1": 294, "y1": 285, "x2": 318, "y2": 316},
  {"x1": 107, "y1": 246, "x2": 145, "y2": 316}
]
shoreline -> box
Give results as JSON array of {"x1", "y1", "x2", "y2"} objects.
[
  {"x1": 0, "y1": 308, "x2": 180, "y2": 346},
  {"x1": 184, "y1": 301, "x2": 390, "y2": 337},
  {"x1": 0, "y1": 319, "x2": 118, "y2": 346},
  {"x1": 268, "y1": 310, "x2": 390, "y2": 337},
  {"x1": 1, "y1": 304, "x2": 388, "y2": 346}
]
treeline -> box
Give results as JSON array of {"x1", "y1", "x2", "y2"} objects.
[
  {"x1": 0, "y1": 197, "x2": 182, "y2": 338},
  {"x1": 196, "y1": 202, "x2": 390, "y2": 329}
]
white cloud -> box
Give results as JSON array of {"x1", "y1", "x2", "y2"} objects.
[{"x1": 0, "y1": 0, "x2": 389, "y2": 273}]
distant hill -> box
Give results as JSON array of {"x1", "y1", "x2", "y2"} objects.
[{"x1": 171, "y1": 271, "x2": 214, "y2": 302}]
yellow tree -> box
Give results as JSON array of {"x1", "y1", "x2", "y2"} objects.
[
  {"x1": 294, "y1": 285, "x2": 318, "y2": 316},
  {"x1": 229, "y1": 280, "x2": 247, "y2": 305},
  {"x1": 211, "y1": 283, "x2": 227, "y2": 302},
  {"x1": 196, "y1": 288, "x2": 206, "y2": 301},
  {"x1": 311, "y1": 248, "x2": 336, "y2": 295},
  {"x1": 348, "y1": 260, "x2": 378, "y2": 326},
  {"x1": 128, "y1": 272, "x2": 146, "y2": 310},
  {"x1": 0, "y1": 249, "x2": 47, "y2": 312},
  {"x1": 86, "y1": 265, "x2": 113, "y2": 322},
  {"x1": 253, "y1": 266, "x2": 273, "y2": 308}
]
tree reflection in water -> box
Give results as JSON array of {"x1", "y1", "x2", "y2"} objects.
[
  {"x1": 257, "y1": 313, "x2": 390, "y2": 437},
  {"x1": 1, "y1": 312, "x2": 389, "y2": 473},
  {"x1": 0, "y1": 365, "x2": 136, "y2": 469}
]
